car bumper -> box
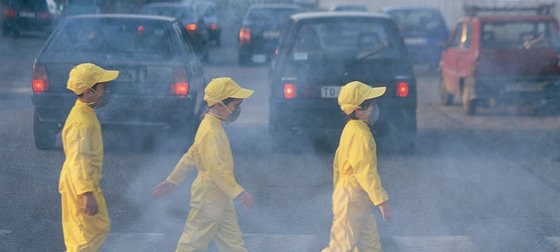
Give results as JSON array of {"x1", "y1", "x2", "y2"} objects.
[
  {"x1": 32, "y1": 93, "x2": 196, "y2": 128},
  {"x1": 473, "y1": 77, "x2": 560, "y2": 106}
]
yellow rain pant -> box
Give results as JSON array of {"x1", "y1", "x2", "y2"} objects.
[
  {"x1": 323, "y1": 120, "x2": 388, "y2": 252},
  {"x1": 59, "y1": 100, "x2": 110, "y2": 252},
  {"x1": 167, "y1": 114, "x2": 247, "y2": 252}
]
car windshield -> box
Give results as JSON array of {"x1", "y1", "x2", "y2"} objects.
[
  {"x1": 48, "y1": 19, "x2": 173, "y2": 58},
  {"x1": 141, "y1": 6, "x2": 195, "y2": 20},
  {"x1": 482, "y1": 21, "x2": 557, "y2": 49},
  {"x1": 388, "y1": 9, "x2": 446, "y2": 33},
  {"x1": 292, "y1": 20, "x2": 402, "y2": 59},
  {"x1": 247, "y1": 8, "x2": 298, "y2": 24},
  {"x1": 8, "y1": 0, "x2": 47, "y2": 9}
]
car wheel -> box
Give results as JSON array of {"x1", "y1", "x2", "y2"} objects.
[
  {"x1": 33, "y1": 110, "x2": 58, "y2": 150},
  {"x1": 462, "y1": 85, "x2": 477, "y2": 115},
  {"x1": 439, "y1": 78, "x2": 453, "y2": 106},
  {"x1": 238, "y1": 51, "x2": 250, "y2": 65}
]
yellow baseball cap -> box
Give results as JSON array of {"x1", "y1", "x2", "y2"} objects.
[
  {"x1": 338, "y1": 81, "x2": 386, "y2": 115},
  {"x1": 204, "y1": 77, "x2": 254, "y2": 106},
  {"x1": 67, "y1": 63, "x2": 119, "y2": 95}
]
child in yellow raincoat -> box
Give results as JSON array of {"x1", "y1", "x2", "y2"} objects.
[
  {"x1": 323, "y1": 81, "x2": 392, "y2": 252},
  {"x1": 59, "y1": 63, "x2": 119, "y2": 252},
  {"x1": 152, "y1": 77, "x2": 255, "y2": 252}
]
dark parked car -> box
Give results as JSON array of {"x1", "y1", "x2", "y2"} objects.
[
  {"x1": 2, "y1": 0, "x2": 60, "y2": 36},
  {"x1": 140, "y1": 2, "x2": 209, "y2": 61},
  {"x1": 193, "y1": 1, "x2": 221, "y2": 46},
  {"x1": 382, "y1": 6, "x2": 449, "y2": 70},
  {"x1": 32, "y1": 14, "x2": 207, "y2": 149},
  {"x1": 239, "y1": 3, "x2": 301, "y2": 65},
  {"x1": 269, "y1": 12, "x2": 417, "y2": 151}
]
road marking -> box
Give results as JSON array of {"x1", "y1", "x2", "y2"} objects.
[
  {"x1": 102, "y1": 232, "x2": 320, "y2": 252},
  {"x1": 546, "y1": 237, "x2": 560, "y2": 249},
  {"x1": 393, "y1": 236, "x2": 476, "y2": 252},
  {"x1": 0, "y1": 229, "x2": 11, "y2": 237}
]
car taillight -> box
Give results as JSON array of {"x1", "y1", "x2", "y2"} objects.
[
  {"x1": 274, "y1": 48, "x2": 279, "y2": 56},
  {"x1": 210, "y1": 24, "x2": 218, "y2": 30},
  {"x1": 185, "y1": 23, "x2": 197, "y2": 32},
  {"x1": 284, "y1": 83, "x2": 296, "y2": 99},
  {"x1": 397, "y1": 81, "x2": 409, "y2": 97},
  {"x1": 37, "y1": 11, "x2": 49, "y2": 20},
  {"x1": 3, "y1": 7, "x2": 16, "y2": 18},
  {"x1": 239, "y1": 27, "x2": 251, "y2": 44},
  {"x1": 171, "y1": 68, "x2": 189, "y2": 97},
  {"x1": 137, "y1": 25, "x2": 145, "y2": 32},
  {"x1": 32, "y1": 64, "x2": 49, "y2": 94}
]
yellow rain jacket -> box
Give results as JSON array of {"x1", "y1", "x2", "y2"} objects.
[
  {"x1": 323, "y1": 120, "x2": 388, "y2": 252},
  {"x1": 166, "y1": 113, "x2": 247, "y2": 252},
  {"x1": 59, "y1": 100, "x2": 110, "y2": 252}
]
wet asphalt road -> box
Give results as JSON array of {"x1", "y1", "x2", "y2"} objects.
[{"x1": 1, "y1": 32, "x2": 560, "y2": 252}]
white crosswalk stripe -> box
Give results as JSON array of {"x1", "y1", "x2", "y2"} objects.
[
  {"x1": 102, "y1": 233, "x2": 485, "y2": 252},
  {"x1": 0, "y1": 229, "x2": 11, "y2": 237},
  {"x1": 546, "y1": 237, "x2": 560, "y2": 250},
  {"x1": 393, "y1": 236, "x2": 476, "y2": 252}
]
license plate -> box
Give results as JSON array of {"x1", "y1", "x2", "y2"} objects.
[
  {"x1": 504, "y1": 83, "x2": 545, "y2": 92},
  {"x1": 116, "y1": 69, "x2": 136, "y2": 82},
  {"x1": 263, "y1": 30, "x2": 280, "y2": 39},
  {"x1": 19, "y1": 11, "x2": 36, "y2": 18},
  {"x1": 404, "y1": 37, "x2": 427, "y2": 45},
  {"x1": 252, "y1": 54, "x2": 266, "y2": 63},
  {"x1": 321, "y1": 86, "x2": 340, "y2": 98}
]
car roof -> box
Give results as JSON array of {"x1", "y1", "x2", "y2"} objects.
[
  {"x1": 143, "y1": 2, "x2": 193, "y2": 8},
  {"x1": 63, "y1": 14, "x2": 177, "y2": 22},
  {"x1": 474, "y1": 15, "x2": 558, "y2": 22},
  {"x1": 382, "y1": 5, "x2": 441, "y2": 12},
  {"x1": 248, "y1": 3, "x2": 301, "y2": 10},
  {"x1": 290, "y1": 11, "x2": 391, "y2": 22}
]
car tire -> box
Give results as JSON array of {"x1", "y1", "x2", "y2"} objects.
[
  {"x1": 238, "y1": 51, "x2": 250, "y2": 65},
  {"x1": 462, "y1": 85, "x2": 477, "y2": 115},
  {"x1": 439, "y1": 78, "x2": 453, "y2": 106},
  {"x1": 33, "y1": 110, "x2": 58, "y2": 150}
]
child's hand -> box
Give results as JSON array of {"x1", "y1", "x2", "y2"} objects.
[
  {"x1": 151, "y1": 181, "x2": 175, "y2": 198},
  {"x1": 238, "y1": 191, "x2": 254, "y2": 209}
]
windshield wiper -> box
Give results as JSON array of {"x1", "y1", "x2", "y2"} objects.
[{"x1": 346, "y1": 46, "x2": 388, "y2": 68}]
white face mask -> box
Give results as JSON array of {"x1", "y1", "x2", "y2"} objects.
[
  {"x1": 368, "y1": 104, "x2": 380, "y2": 126},
  {"x1": 88, "y1": 87, "x2": 110, "y2": 108},
  {"x1": 220, "y1": 101, "x2": 241, "y2": 123}
]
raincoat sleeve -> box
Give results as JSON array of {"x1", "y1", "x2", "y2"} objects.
[
  {"x1": 199, "y1": 134, "x2": 244, "y2": 199},
  {"x1": 349, "y1": 135, "x2": 388, "y2": 206},
  {"x1": 166, "y1": 147, "x2": 197, "y2": 185},
  {"x1": 71, "y1": 125, "x2": 98, "y2": 195}
]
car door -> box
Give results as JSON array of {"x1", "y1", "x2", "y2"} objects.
[{"x1": 441, "y1": 20, "x2": 472, "y2": 95}]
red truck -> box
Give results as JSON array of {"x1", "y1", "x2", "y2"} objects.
[{"x1": 439, "y1": 2, "x2": 560, "y2": 115}]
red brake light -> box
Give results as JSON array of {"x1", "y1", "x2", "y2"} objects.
[
  {"x1": 171, "y1": 68, "x2": 189, "y2": 96},
  {"x1": 284, "y1": 83, "x2": 296, "y2": 99},
  {"x1": 3, "y1": 8, "x2": 16, "y2": 18},
  {"x1": 38, "y1": 11, "x2": 49, "y2": 20},
  {"x1": 210, "y1": 24, "x2": 218, "y2": 30},
  {"x1": 239, "y1": 27, "x2": 251, "y2": 44},
  {"x1": 397, "y1": 81, "x2": 409, "y2": 97},
  {"x1": 32, "y1": 64, "x2": 49, "y2": 94},
  {"x1": 186, "y1": 23, "x2": 197, "y2": 32},
  {"x1": 137, "y1": 25, "x2": 145, "y2": 32}
]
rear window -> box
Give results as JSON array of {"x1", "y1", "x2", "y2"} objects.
[
  {"x1": 246, "y1": 7, "x2": 299, "y2": 24},
  {"x1": 291, "y1": 19, "x2": 402, "y2": 59},
  {"x1": 388, "y1": 9, "x2": 446, "y2": 33},
  {"x1": 140, "y1": 6, "x2": 195, "y2": 20},
  {"x1": 47, "y1": 18, "x2": 174, "y2": 58},
  {"x1": 8, "y1": 0, "x2": 47, "y2": 10},
  {"x1": 482, "y1": 21, "x2": 557, "y2": 49}
]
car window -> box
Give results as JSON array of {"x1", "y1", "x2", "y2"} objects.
[
  {"x1": 291, "y1": 20, "x2": 402, "y2": 59},
  {"x1": 48, "y1": 19, "x2": 174, "y2": 58},
  {"x1": 8, "y1": 0, "x2": 47, "y2": 10},
  {"x1": 482, "y1": 21, "x2": 557, "y2": 49},
  {"x1": 451, "y1": 22, "x2": 470, "y2": 48},
  {"x1": 141, "y1": 6, "x2": 195, "y2": 20},
  {"x1": 388, "y1": 9, "x2": 446, "y2": 33},
  {"x1": 451, "y1": 23, "x2": 462, "y2": 47},
  {"x1": 246, "y1": 7, "x2": 298, "y2": 24}
]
